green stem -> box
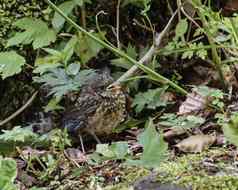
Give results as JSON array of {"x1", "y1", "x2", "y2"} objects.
[
  {"x1": 45, "y1": 0, "x2": 188, "y2": 95},
  {"x1": 196, "y1": 7, "x2": 227, "y2": 91}
]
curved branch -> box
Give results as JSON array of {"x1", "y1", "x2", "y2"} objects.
[{"x1": 0, "y1": 91, "x2": 38, "y2": 126}]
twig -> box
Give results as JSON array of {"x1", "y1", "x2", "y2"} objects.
[
  {"x1": 81, "y1": 2, "x2": 87, "y2": 28},
  {"x1": 133, "y1": 18, "x2": 153, "y2": 32},
  {"x1": 0, "y1": 91, "x2": 38, "y2": 126},
  {"x1": 116, "y1": 0, "x2": 121, "y2": 49},
  {"x1": 113, "y1": 10, "x2": 178, "y2": 85},
  {"x1": 45, "y1": 0, "x2": 187, "y2": 95}
]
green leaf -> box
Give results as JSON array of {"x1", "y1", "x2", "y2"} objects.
[
  {"x1": 75, "y1": 32, "x2": 104, "y2": 64},
  {"x1": 158, "y1": 113, "x2": 205, "y2": 129},
  {"x1": 0, "y1": 51, "x2": 26, "y2": 79},
  {"x1": 111, "y1": 44, "x2": 137, "y2": 69},
  {"x1": 96, "y1": 144, "x2": 115, "y2": 158},
  {"x1": 223, "y1": 114, "x2": 238, "y2": 147},
  {"x1": 0, "y1": 157, "x2": 17, "y2": 190},
  {"x1": 34, "y1": 36, "x2": 78, "y2": 70},
  {"x1": 73, "y1": 0, "x2": 92, "y2": 6},
  {"x1": 52, "y1": 1, "x2": 76, "y2": 30},
  {"x1": 34, "y1": 66, "x2": 96, "y2": 98},
  {"x1": 44, "y1": 97, "x2": 64, "y2": 112},
  {"x1": 66, "y1": 63, "x2": 80, "y2": 75},
  {"x1": 0, "y1": 126, "x2": 38, "y2": 143},
  {"x1": 122, "y1": 0, "x2": 151, "y2": 14},
  {"x1": 7, "y1": 18, "x2": 56, "y2": 49},
  {"x1": 126, "y1": 119, "x2": 168, "y2": 168},
  {"x1": 52, "y1": 0, "x2": 92, "y2": 30},
  {"x1": 110, "y1": 141, "x2": 129, "y2": 159},
  {"x1": 132, "y1": 87, "x2": 168, "y2": 113},
  {"x1": 91, "y1": 141, "x2": 129, "y2": 163},
  {"x1": 175, "y1": 19, "x2": 188, "y2": 39}
]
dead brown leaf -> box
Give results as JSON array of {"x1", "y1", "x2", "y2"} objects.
[
  {"x1": 175, "y1": 135, "x2": 216, "y2": 153},
  {"x1": 21, "y1": 147, "x2": 47, "y2": 159},
  {"x1": 64, "y1": 148, "x2": 87, "y2": 163},
  {"x1": 163, "y1": 128, "x2": 187, "y2": 140},
  {"x1": 178, "y1": 91, "x2": 207, "y2": 115}
]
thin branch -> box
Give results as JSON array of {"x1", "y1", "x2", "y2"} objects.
[
  {"x1": 81, "y1": 3, "x2": 87, "y2": 28},
  {"x1": 113, "y1": 10, "x2": 178, "y2": 85},
  {"x1": 45, "y1": 0, "x2": 187, "y2": 95},
  {"x1": 116, "y1": 0, "x2": 121, "y2": 49},
  {"x1": 0, "y1": 91, "x2": 38, "y2": 126}
]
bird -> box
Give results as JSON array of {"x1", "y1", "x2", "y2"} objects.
[{"x1": 61, "y1": 84, "x2": 128, "y2": 152}]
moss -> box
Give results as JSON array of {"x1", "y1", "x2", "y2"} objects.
[
  {"x1": 155, "y1": 148, "x2": 238, "y2": 190},
  {"x1": 0, "y1": 0, "x2": 46, "y2": 49},
  {"x1": 102, "y1": 148, "x2": 238, "y2": 190}
]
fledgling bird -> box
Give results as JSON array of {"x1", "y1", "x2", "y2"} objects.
[{"x1": 61, "y1": 84, "x2": 128, "y2": 152}]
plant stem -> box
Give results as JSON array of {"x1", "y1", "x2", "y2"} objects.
[
  {"x1": 81, "y1": 2, "x2": 86, "y2": 28},
  {"x1": 196, "y1": 6, "x2": 227, "y2": 91},
  {"x1": 45, "y1": 0, "x2": 188, "y2": 95}
]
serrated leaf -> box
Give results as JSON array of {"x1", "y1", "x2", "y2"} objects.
[
  {"x1": 7, "y1": 18, "x2": 56, "y2": 49},
  {"x1": 75, "y1": 32, "x2": 104, "y2": 64},
  {"x1": 175, "y1": 19, "x2": 188, "y2": 39},
  {"x1": 132, "y1": 87, "x2": 168, "y2": 113},
  {"x1": 122, "y1": 0, "x2": 151, "y2": 14},
  {"x1": 52, "y1": 0, "x2": 92, "y2": 30},
  {"x1": 93, "y1": 141, "x2": 129, "y2": 162},
  {"x1": 110, "y1": 141, "x2": 129, "y2": 159},
  {"x1": 34, "y1": 36, "x2": 78, "y2": 70},
  {"x1": 111, "y1": 43, "x2": 137, "y2": 69},
  {"x1": 223, "y1": 114, "x2": 238, "y2": 147},
  {"x1": 96, "y1": 144, "x2": 115, "y2": 158},
  {"x1": 52, "y1": 1, "x2": 76, "y2": 30},
  {"x1": 126, "y1": 119, "x2": 168, "y2": 168},
  {"x1": 0, "y1": 51, "x2": 25, "y2": 79},
  {"x1": 0, "y1": 157, "x2": 17, "y2": 190},
  {"x1": 34, "y1": 67, "x2": 96, "y2": 98},
  {"x1": 0, "y1": 126, "x2": 38, "y2": 143},
  {"x1": 66, "y1": 63, "x2": 80, "y2": 75}
]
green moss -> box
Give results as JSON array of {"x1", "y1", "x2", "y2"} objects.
[
  {"x1": 102, "y1": 148, "x2": 238, "y2": 190},
  {"x1": 0, "y1": 0, "x2": 46, "y2": 49},
  {"x1": 155, "y1": 148, "x2": 238, "y2": 190}
]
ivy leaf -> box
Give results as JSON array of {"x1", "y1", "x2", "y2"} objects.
[
  {"x1": 126, "y1": 119, "x2": 168, "y2": 169},
  {"x1": 0, "y1": 157, "x2": 17, "y2": 190},
  {"x1": 132, "y1": 87, "x2": 168, "y2": 113},
  {"x1": 223, "y1": 114, "x2": 238, "y2": 147},
  {"x1": 7, "y1": 18, "x2": 56, "y2": 49},
  {"x1": 75, "y1": 32, "x2": 104, "y2": 64},
  {"x1": 0, "y1": 51, "x2": 25, "y2": 79}
]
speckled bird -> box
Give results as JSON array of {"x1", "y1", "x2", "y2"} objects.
[{"x1": 62, "y1": 83, "x2": 128, "y2": 151}]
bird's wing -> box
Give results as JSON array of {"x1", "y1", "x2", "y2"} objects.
[{"x1": 62, "y1": 94, "x2": 102, "y2": 133}]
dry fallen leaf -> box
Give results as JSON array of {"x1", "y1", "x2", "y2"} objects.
[
  {"x1": 178, "y1": 91, "x2": 207, "y2": 115},
  {"x1": 175, "y1": 135, "x2": 216, "y2": 153},
  {"x1": 21, "y1": 147, "x2": 47, "y2": 159},
  {"x1": 163, "y1": 128, "x2": 187, "y2": 140},
  {"x1": 64, "y1": 148, "x2": 87, "y2": 163}
]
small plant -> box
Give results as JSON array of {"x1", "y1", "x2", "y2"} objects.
[
  {"x1": 158, "y1": 113, "x2": 205, "y2": 130},
  {"x1": 0, "y1": 157, "x2": 18, "y2": 190},
  {"x1": 90, "y1": 119, "x2": 168, "y2": 169},
  {"x1": 132, "y1": 86, "x2": 169, "y2": 113}
]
